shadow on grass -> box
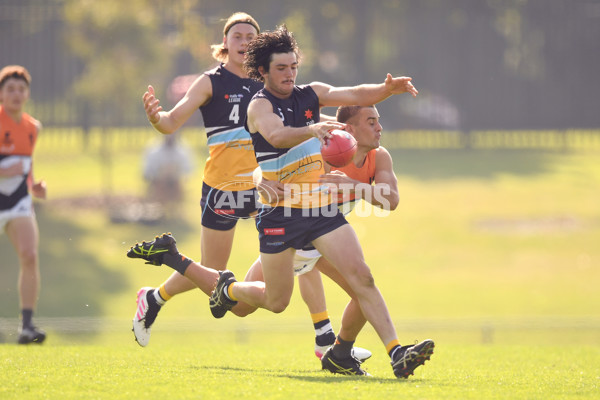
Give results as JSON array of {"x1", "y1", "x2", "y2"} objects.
[
  {"x1": 390, "y1": 149, "x2": 557, "y2": 180},
  {"x1": 0, "y1": 207, "x2": 126, "y2": 320},
  {"x1": 0, "y1": 202, "x2": 195, "y2": 324},
  {"x1": 191, "y1": 364, "x2": 412, "y2": 383}
]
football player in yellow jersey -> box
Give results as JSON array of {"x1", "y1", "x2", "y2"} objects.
[
  {"x1": 134, "y1": 14, "x2": 369, "y2": 362},
  {"x1": 133, "y1": 13, "x2": 263, "y2": 346},
  {"x1": 130, "y1": 24, "x2": 434, "y2": 379}
]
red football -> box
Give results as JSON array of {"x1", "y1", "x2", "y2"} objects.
[{"x1": 321, "y1": 129, "x2": 357, "y2": 168}]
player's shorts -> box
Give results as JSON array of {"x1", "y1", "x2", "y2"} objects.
[
  {"x1": 200, "y1": 182, "x2": 258, "y2": 231},
  {"x1": 0, "y1": 195, "x2": 33, "y2": 233},
  {"x1": 256, "y1": 204, "x2": 348, "y2": 254},
  {"x1": 293, "y1": 248, "x2": 322, "y2": 276}
]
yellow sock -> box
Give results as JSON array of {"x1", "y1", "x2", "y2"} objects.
[
  {"x1": 158, "y1": 284, "x2": 172, "y2": 301},
  {"x1": 310, "y1": 311, "x2": 330, "y2": 324},
  {"x1": 227, "y1": 282, "x2": 238, "y2": 301},
  {"x1": 386, "y1": 339, "x2": 401, "y2": 354}
]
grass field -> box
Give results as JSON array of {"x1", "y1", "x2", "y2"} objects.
[
  {"x1": 1, "y1": 336, "x2": 599, "y2": 399},
  {"x1": 1, "y1": 129, "x2": 599, "y2": 398}
]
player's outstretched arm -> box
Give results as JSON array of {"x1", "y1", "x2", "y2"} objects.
[
  {"x1": 142, "y1": 75, "x2": 212, "y2": 134},
  {"x1": 312, "y1": 75, "x2": 418, "y2": 108}
]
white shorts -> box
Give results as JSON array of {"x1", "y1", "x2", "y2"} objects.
[
  {"x1": 293, "y1": 248, "x2": 322, "y2": 276},
  {"x1": 0, "y1": 195, "x2": 33, "y2": 233},
  {"x1": 257, "y1": 248, "x2": 323, "y2": 277}
]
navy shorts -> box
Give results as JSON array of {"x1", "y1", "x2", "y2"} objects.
[
  {"x1": 200, "y1": 182, "x2": 258, "y2": 231},
  {"x1": 255, "y1": 204, "x2": 348, "y2": 254}
]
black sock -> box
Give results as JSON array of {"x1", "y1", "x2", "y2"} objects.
[
  {"x1": 331, "y1": 335, "x2": 354, "y2": 359},
  {"x1": 389, "y1": 345, "x2": 401, "y2": 360},
  {"x1": 147, "y1": 290, "x2": 161, "y2": 309},
  {"x1": 21, "y1": 309, "x2": 33, "y2": 329},
  {"x1": 163, "y1": 253, "x2": 193, "y2": 275},
  {"x1": 316, "y1": 330, "x2": 336, "y2": 347},
  {"x1": 314, "y1": 318, "x2": 336, "y2": 346}
]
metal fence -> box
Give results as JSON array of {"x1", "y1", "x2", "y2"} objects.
[{"x1": 36, "y1": 127, "x2": 600, "y2": 153}]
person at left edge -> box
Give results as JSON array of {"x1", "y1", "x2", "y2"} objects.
[{"x1": 0, "y1": 65, "x2": 47, "y2": 344}]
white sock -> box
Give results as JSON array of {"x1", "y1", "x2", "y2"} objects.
[
  {"x1": 153, "y1": 289, "x2": 167, "y2": 306},
  {"x1": 315, "y1": 322, "x2": 334, "y2": 337}
]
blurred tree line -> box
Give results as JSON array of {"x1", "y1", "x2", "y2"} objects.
[{"x1": 1, "y1": 0, "x2": 599, "y2": 131}]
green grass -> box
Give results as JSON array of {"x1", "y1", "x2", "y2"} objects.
[
  {"x1": 1, "y1": 335, "x2": 599, "y2": 399},
  {"x1": 1, "y1": 129, "x2": 600, "y2": 398}
]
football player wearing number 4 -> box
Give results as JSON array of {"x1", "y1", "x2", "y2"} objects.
[
  {"x1": 134, "y1": 13, "x2": 263, "y2": 347},
  {"x1": 133, "y1": 12, "x2": 370, "y2": 363}
]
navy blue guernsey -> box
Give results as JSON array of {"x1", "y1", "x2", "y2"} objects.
[
  {"x1": 199, "y1": 64, "x2": 263, "y2": 190},
  {"x1": 247, "y1": 85, "x2": 332, "y2": 208}
]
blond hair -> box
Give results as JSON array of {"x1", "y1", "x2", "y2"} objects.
[{"x1": 211, "y1": 12, "x2": 260, "y2": 62}]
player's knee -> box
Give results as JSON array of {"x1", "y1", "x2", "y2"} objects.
[
  {"x1": 356, "y1": 269, "x2": 375, "y2": 287},
  {"x1": 349, "y1": 263, "x2": 376, "y2": 288},
  {"x1": 17, "y1": 247, "x2": 38, "y2": 268},
  {"x1": 267, "y1": 298, "x2": 290, "y2": 314},
  {"x1": 231, "y1": 304, "x2": 257, "y2": 318}
]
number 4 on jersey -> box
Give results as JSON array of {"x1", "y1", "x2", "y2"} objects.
[{"x1": 229, "y1": 104, "x2": 240, "y2": 124}]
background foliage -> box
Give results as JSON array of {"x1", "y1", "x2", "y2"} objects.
[{"x1": 1, "y1": 0, "x2": 599, "y2": 130}]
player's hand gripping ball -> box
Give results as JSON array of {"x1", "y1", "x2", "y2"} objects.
[{"x1": 321, "y1": 130, "x2": 357, "y2": 167}]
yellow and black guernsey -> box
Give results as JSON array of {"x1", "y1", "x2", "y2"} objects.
[
  {"x1": 249, "y1": 85, "x2": 332, "y2": 208},
  {"x1": 200, "y1": 64, "x2": 263, "y2": 191}
]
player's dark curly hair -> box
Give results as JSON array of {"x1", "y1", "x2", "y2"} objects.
[{"x1": 243, "y1": 25, "x2": 300, "y2": 82}]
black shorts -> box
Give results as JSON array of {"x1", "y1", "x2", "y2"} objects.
[
  {"x1": 255, "y1": 204, "x2": 348, "y2": 254},
  {"x1": 200, "y1": 182, "x2": 258, "y2": 231}
]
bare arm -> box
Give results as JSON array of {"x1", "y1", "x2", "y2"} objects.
[
  {"x1": 312, "y1": 73, "x2": 418, "y2": 108},
  {"x1": 247, "y1": 98, "x2": 344, "y2": 148},
  {"x1": 30, "y1": 121, "x2": 47, "y2": 199},
  {"x1": 142, "y1": 74, "x2": 212, "y2": 134},
  {"x1": 319, "y1": 112, "x2": 337, "y2": 122},
  {"x1": 371, "y1": 147, "x2": 399, "y2": 210}
]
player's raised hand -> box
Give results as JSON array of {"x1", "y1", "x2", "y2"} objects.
[
  {"x1": 384, "y1": 74, "x2": 418, "y2": 97},
  {"x1": 143, "y1": 85, "x2": 163, "y2": 124}
]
